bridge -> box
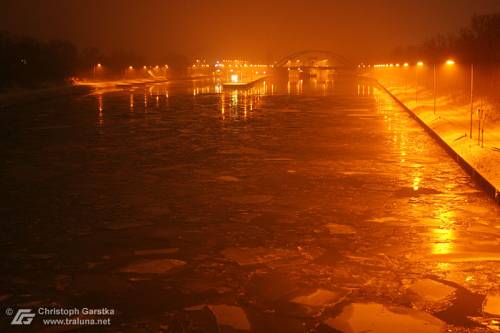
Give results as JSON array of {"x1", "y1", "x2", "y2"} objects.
[{"x1": 274, "y1": 50, "x2": 355, "y2": 71}]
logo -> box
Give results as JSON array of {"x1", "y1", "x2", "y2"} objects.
[{"x1": 10, "y1": 309, "x2": 36, "y2": 325}]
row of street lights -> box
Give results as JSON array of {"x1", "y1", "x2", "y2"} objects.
[
  {"x1": 92, "y1": 63, "x2": 169, "y2": 73},
  {"x1": 127, "y1": 65, "x2": 169, "y2": 70},
  {"x1": 374, "y1": 59, "x2": 476, "y2": 141},
  {"x1": 91, "y1": 63, "x2": 170, "y2": 80}
]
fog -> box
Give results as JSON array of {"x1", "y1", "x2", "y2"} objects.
[{"x1": 2, "y1": 0, "x2": 500, "y2": 62}]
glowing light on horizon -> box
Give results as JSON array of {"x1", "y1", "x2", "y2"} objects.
[{"x1": 446, "y1": 59, "x2": 455, "y2": 65}]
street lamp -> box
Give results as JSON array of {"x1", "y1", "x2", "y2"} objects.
[
  {"x1": 469, "y1": 63, "x2": 474, "y2": 139},
  {"x1": 93, "y1": 63, "x2": 102, "y2": 80},
  {"x1": 126, "y1": 66, "x2": 134, "y2": 78},
  {"x1": 433, "y1": 59, "x2": 455, "y2": 114},
  {"x1": 415, "y1": 61, "x2": 424, "y2": 105},
  {"x1": 433, "y1": 63, "x2": 437, "y2": 114}
]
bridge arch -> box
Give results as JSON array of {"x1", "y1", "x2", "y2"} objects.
[{"x1": 275, "y1": 50, "x2": 355, "y2": 70}]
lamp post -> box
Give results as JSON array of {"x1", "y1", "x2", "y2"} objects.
[
  {"x1": 432, "y1": 59, "x2": 455, "y2": 115},
  {"x1": 433, "y1": 63, "x2": 437, "y2": 115},
  {"x1": 469, "y1": 63, "x2": 474, "y2": 139},
  {"x1": 93, "y1": 63, "x2": 102, "y2": 80},
  {"x1": 416, "y1": 61, "x2": 424, "y2": 105}
]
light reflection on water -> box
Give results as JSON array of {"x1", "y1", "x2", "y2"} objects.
[
  {"x1": 372, "y1": 83, "x2": 498, "y2": 265},
  {"x1": 90, "y1": 76, "x2": 499, "y2": 263},
  {"x1": 432, "y1": 207, "x2": 456, "y2": 255},
  {"x1": 93, "y1": 77, "x2": 368, "y2": 123},
  {"x1": 97, "y1": 94, "x2": 104, "y2": 127}
]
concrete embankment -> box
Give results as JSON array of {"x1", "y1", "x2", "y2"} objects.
[{"x1": 376, "y1": 81, "x2": 500, "y2": 204}]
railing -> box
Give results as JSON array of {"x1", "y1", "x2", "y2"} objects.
[{"x1": 370, "y1": 63, "x2": 500, "y2": 149}]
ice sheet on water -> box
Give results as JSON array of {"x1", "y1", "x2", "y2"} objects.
[
  {"x1": 291, "y1": 289, "x2": 341, "y2": 307},
  {"x1": 325, "y1": 302, "x2": 444, "y2": 333},
  {"x1": 120, "y1": 259, "x2": 186, "y2": 274},
  {"x1": 326, "y1": 223, "x2": 356, "y2": 235},
  {"x1": 216, "y1": 175, "x2": 240, "y2": 182},
  {"x1": 408, "y1": 279, "x2": 456, "y2": 303},
  {"x1": 484, "y1": 294, "x2": 500, "y2": 316},
  {"x1": 221, "y1": 247, "x2": 298, "y2": 266},
  {"x1": 224, "y1": 195, "x2": 273, "y2": 204},
  {"x1": 133, "y1": 248, "x2": 179, "y2": 256},
  {"x1": 207, "y1": 305, "x2": 250, "y2": 331}
]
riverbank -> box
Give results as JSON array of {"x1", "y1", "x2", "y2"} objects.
[
  {"x1": 74, "y1": 77, "x2": 169, "y2": 89},
  {"x1": 375, "y1": 82, "x2": 500, "y2": 203},
  {"x1": 0, "y1": 84, "x2": 91, "y2": 109},
  {"x1": 0, "y1": 78, "x2": 172, "y2": 109}
]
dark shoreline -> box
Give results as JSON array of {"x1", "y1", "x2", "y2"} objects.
[{"x1": 0, "y1": 85, "x2": 91, "y2": 109}]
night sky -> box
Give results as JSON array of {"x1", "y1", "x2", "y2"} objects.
[{"x1": 1, "y1": 0, "x2": 500, "y2": 62}]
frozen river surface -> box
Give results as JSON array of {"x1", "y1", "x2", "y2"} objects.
[{"x1": 1, "y1": 76, "x2": 499, "y2": 332}]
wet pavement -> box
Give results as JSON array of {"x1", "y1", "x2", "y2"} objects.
[{"x1": 1, "y1": 76, "x2": 499, "y2": 332}]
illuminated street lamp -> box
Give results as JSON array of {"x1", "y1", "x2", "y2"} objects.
[
  {"x1": 433, "y1": 63, "x2": 437, "y2": 114},
  {"x1": 469, "y1": 63, "x2": 474, "y2": 139},
  {"x1": 93, "y1": 63, "x2": 102, "y2": 80},
  {"x1": 415, "y1": 61, "x2": 424, "y2": 105},
  {"x1": 433, "y1": 59, "x2": 455, "y2": 114},
  {"x1": 125, "y1": 66, "x2": 134, "y2": 78}
]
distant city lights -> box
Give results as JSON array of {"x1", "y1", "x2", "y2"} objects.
[{"x1": 372, "y1": 60, "x2": 457, "y2": 68}]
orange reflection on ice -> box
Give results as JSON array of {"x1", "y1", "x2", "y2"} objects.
[
  {"x1": 97, "y1": 94, "x2": 104, "y2": 126},
  {"x1": 431, "y1": 208, "x2": 455, "y2": 255}
]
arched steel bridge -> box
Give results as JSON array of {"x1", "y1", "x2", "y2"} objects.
[{"x1": 274, "y1": 50, "x2": 355, "y2": 70}]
